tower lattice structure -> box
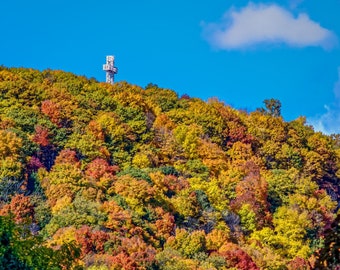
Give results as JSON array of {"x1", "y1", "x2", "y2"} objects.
[{"x1": 103, "y1": 55, "x2": 118, "y2": 84}]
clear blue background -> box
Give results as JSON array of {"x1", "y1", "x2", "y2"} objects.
[{"x1": 1, "y1": 0, "x2": 339, "y2": 132}]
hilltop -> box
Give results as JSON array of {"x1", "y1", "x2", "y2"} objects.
[{"x1": 0, "y1": 66, "x2": 339, "y2": 269}]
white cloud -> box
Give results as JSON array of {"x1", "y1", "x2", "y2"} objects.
[
  {"x1": 308, "y1": 106, "x2": 340, "y2": 135},
  {"x1": 308, "y1": 68, "x2": 340, "y2": 135},
  {"x1": 202, "y1": 3, "x2": 336, "y2": 50}
]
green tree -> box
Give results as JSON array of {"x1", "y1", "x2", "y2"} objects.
[
  {"x1": 0, "y1": 215, "x2": 81, "y2": 269},
  {"x1": 258, "y1": 98, "x2": 282, "y2": 117}
]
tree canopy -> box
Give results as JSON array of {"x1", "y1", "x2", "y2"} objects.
[{"x1": 0, "y1": 66, "x2": 339, "y2": 269}]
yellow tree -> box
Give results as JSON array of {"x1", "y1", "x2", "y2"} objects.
[{"x1": 0, "y1": 130, "x2": 24, "y2": 201}]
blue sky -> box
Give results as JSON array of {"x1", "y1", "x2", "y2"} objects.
[{"x1": 1, "y1": 0, "x2": 340, "y2": 134}]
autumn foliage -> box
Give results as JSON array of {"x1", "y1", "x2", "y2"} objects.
[{"x1": 0, "y1": 67, "x2": 339, "y2": 269}]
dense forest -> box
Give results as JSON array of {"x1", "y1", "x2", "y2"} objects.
[{"x1": 0, "y1": 66, "x2": 339, "y2": 269}]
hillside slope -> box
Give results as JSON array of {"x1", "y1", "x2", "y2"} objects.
[{"x1": 0, "y1": 66, "x2": 339, "y2": 269}]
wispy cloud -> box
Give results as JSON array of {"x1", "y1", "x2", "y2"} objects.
[
  {"x1": 202, "y1": 3, "x2": 336, "y2": 50},
  {"x1": 308, "y1": 68, "x2": 340, "y2": 135}
]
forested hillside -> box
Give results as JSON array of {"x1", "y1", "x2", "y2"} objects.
[{"x1": 0, "y1": 66, "x2": 339, "y2": 269}]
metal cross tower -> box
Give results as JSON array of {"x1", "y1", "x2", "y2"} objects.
[{"x1": 103, "y1": 55, "x2": 118, "y2": 84}]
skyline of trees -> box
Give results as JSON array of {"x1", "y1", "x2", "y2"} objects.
[{"x1": 0, "y1": 66, "x2": 339, "y2": 269}]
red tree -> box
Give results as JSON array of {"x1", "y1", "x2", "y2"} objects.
[
  {"x1": 41, "y1": 100, "x2": 61, "y2": 126},
  {"x1": 0, "y1": 194, "x2": 34, "y2": 223},
  {"x1": 32, "y1": 125, "x2": 50, "y2": 147},
  {"x1": 75, "y1": 226, "x2": 109, "y2": 257},
  {"x1": 219, "y1": 243, "x2": 259, "y2": 270}
]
